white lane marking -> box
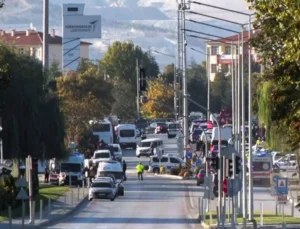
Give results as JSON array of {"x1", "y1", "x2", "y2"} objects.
[
  {"x1": 96, "y1": 227, "x2": 107, "y2": 229},
  {"x1": 189, "y1": 188, "x2": 195, "y2": 208}
]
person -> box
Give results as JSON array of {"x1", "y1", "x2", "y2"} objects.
[
  {"x1": 98, "y1": 139, "x2": 107, "y2": 149},
  {"x1": 88, "y1": 163, "x2": 97, "y2": 186},
  {"x1": 122, "y1": 160, "x2": 127, "y2": 181},
  {"x1": 44, "y1": 166, "x2": 50, "y2": 183},
  {"x1": 136, "y1": 162, "x2": 144, "y2": 181}
]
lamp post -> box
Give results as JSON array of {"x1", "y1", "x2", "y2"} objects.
[{"x1": 152, "y1": 50, "x2": 178, "y2": 120}]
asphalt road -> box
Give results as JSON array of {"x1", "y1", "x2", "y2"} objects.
[{"x1": 42, "y1": 134, "x2": 201, "y2": 229}]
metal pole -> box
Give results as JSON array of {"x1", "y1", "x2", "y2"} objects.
[
  {"x1": 174, "y1": 64, "x2": 177, "y2": 120},
  {"x1": 241, "y1": 25, "x2": 247, "y2": 227},
  {"x1": 232, "y1": 153, "x2": 237, "y2": 224},
  {"x1": 0, "y1": 117, "x2": 2, "y2": 163},
  {"x1": 206, "y1": 46, "x2": 210, "y2": 120},
  {"x1": 182, "y1": 1, "x2": 189, "y2": 160},
  {"x1": 231, "y1": 41, "x2": 235, "y2": 144},
  {"x1": 136, "y1": 59, "x2": 140, "y2": 120},
  {"x1": 42, "y1": 0, "x2": 49, "y2": 69},
  {"x1": 248, "y1": 16, "x2": 254, "y2": 220},
  {"x1": 28, "y1": 156, "x2": 33, "y2": 224}
]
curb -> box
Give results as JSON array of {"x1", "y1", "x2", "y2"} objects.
[
  {"x1": 37, "y1": 194, "x2": 88, "y2": 228},
  {"x1": 154, "y1": 174, "x2": 183, "y2": 180}
]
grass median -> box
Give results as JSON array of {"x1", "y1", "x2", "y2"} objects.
[
  {"x1": 203, "y1": 211, "x2": 300, "y2": 225},
  {"x1": 0, "y1": 185, "x2": 69, "y2": 222}
]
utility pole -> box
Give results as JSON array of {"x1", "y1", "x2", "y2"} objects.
[
  {"x1": 136, "y1": 59, "x2": 140, "y2": 120},
  {"x1": 206, "y1": 46, "x2": 210, "y2": 120},
  {"x1": 181, "y1": 0, "x2": 189, "y2": 160},
  {"x1": 42, "y1": 0, "x2": 49, "y2": 69},
  {"x1": 0, "y1": 117, "x2": 2, "y2": 164},
  {"x1": 173, "y1": 64, "x2": 177, "y2": 120},
  {"x1": 177, "y1": 1, "x2": 183, "y2": 117}
]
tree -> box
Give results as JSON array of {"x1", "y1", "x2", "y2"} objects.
[
  {"x1": 247, "y1": 0, "x2": 300, "y2": 151},
  {"x1": 110, "y1": 78, "x2": 137, "y2": 121},
  {"x1": 0, "y1": 44, "x2": 66, "y2": 160},
  {"x1": 161, "y1": 64, "x2": 175, "y2": 84},
  {"x1": 141, "y1": 78, "x2": 174, "y2": 119},
  {"x1": 56, "y1": 70, "x2": 114, "y2": 141},
  {"x1": 100, "y1": 41, "x2": 159, "y2": 87}
]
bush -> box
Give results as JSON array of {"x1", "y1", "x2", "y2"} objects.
[
  {"x1": 0, "y1": 173, "x2": 17, "y2": 211},
  {"x1": 170, "y1": 167, "x2": 181, "y2": 175}
]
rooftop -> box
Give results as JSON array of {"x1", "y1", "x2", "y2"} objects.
[
  {"x1": 207, "y1": 30, "x2": 250, "y2": 43},
  {"x1": 0, "y1": 29, "x2": 92, "y2": 46}
]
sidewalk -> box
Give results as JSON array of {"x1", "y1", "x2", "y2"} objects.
[{"x1": 0, "y1": 186, "x2": 88, "y2": 229}]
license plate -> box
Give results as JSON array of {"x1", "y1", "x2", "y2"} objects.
[{"x1": 97, "y1": 193, "x2": 106, "y2": 196}]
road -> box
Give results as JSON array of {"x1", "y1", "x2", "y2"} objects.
[{"x1": 42, "y1": 134, "x2": 202, "y2": 229}]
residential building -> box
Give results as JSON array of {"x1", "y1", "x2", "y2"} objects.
[
  {"x1": 206, "y1": 31, "x2": 258, "y2": 81},
  {"x1": 0, "y1": 28, "x2": 92, "y2": 69}
]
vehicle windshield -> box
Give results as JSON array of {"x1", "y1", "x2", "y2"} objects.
[
  {"x1": 120, "y1": 129, "x2": 135, "y2": 137},
  {"x1": 92, "y1": 123, "x2": 110, "y2": 132},
  {"x1": 253, "y1": 161, "x2": 271, "y2": 171},
  {"x1": 169, "y1": 124, "x2": 180, "y2": 129},
  {"x1": 95, "y1": 153, "x2": 110, "y2": 159},
  {"x1": 113, "y1": 147, "x2": 119, "y2": 152},
  {"x1": 99, "y1": 171, "x2": 123, "y2": 180},
  {"x1": 60, "y1": 163, "x2": 81, "y2": 173},
  {"x1": 140, "y1": 142, "x2": 151, "y2": 147},
  {"x1": 193, "y1": 129, "x2": 203, "y2": 135},
  {"x1": 91, "y1": 182, "x2": 112, "y2": 188}
]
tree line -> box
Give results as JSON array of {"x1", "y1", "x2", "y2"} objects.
[{"x1": 0, "y1": 40, "x2": 240, "y2": 160}]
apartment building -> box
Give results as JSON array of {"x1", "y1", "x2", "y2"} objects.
[
  {"x1": 206, "y1": 31, "x2": 258, "y2": 81},
  {"x1": 0, "y1": 28, "x2": 91, "y2": 69}
]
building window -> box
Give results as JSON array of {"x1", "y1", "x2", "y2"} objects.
[
  {"x1": 211, "y1": 46, "x2": 219, "y2": 55},
  {"x1": 211, "y1": 64, "x2": 217, "y2": 73},
  {"x1": 19, "y1": 48, "x2": 24, "y2": 55},
  {"x1": 225, "y1": 46, "x2": 231, "y2": 55}
]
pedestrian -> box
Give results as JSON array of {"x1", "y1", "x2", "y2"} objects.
[
  {"x1": 122, "y1": 160, "x2": 127, "y2": 181},
  {"x1": 44, "y1": 166, "x2": 50, "y2": 183},
  {"x1": 136, "y1": 162, "x2": 144, "y2": 181},
  {"x1": 98, "y1": 139, "x2": 107, "y2": 149}
]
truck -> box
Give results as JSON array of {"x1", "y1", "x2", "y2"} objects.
[
  {"x1": 49, "y1": 152, "x2": 85, "y2": 186},
  {"x1": 249, "y1": 153, "x2": 273, "y2": 186}
]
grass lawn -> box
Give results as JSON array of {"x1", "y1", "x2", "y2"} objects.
[
  {"x1": 203, "y1": 211, "x2": 300, "y2": 225},
  {"x1": 0, "y1": 185, "x2": 69, "y2": 222}
]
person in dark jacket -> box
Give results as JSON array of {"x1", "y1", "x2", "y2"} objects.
[
  {"x1": 44, "y1": 166, "x2": 50, "y2": 183},
  {"x1": 122, "y1": 160, "x2": 127, "y2": 181},
  {"x1": 98, "y1": 139, "x2": 107, "y2": 149}
]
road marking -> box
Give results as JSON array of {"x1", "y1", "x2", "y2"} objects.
[{"x1": 189, "y1": 188, "x2": 195, "y2": 208}]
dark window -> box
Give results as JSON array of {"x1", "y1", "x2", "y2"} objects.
[
  {"x1": 161, "y1": 157, "x2": 168, "y2": 163},
  {"x1": 91, "y1": 182, "x2": 112, "y2": 188},
  {"x1": 169, "y1": 124, "x2": 180, "y2": 129},
  {"x1": 193, "y1": 129, "x2": 203, "y2": 135},
  {"x1": 252, "y1": 162, "x2": 271, "y2": 171},
  {"x1": 92, "y1": 123, "x2": 110, "y2": 132},
  {"x1": 120, "y1": 129, "x2": 135, "y2": 137},
  {"x1": 95, "y1": 153, "x2": 110, "y2": 158},
  {"x1": 170, "y1": 158, "x2": 180, "y2": 163},
  {"x1": 211, "y1": 46, "x2": 219, "y2": 55},
  {"x1": 68, "y1": 7, "x2": 78, "y2": 12},
  {"x1": 60, "y1": 163, "x2": 81, "y2": 173},
  {"x1": 152, "y1": 157, "x2": 159, "y2": 163},
  {"x1": 225, "y1": 46, "x2": 231, "y2": 55},
  {"x1": 113, "y1": 147, "x2": 119, "y2": 152},
  {"x1": 141, "y1": 142, "x2": 151, "y2": 147},
  {"x1": 100, "y1": 171, "x2": 123, "y2": 180},
  {"x1": 151, "y1": 142, "x2": 158, "y2": 147}
]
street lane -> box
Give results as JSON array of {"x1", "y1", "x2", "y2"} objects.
[{"x1": 43, "y1": 134, "x2": 201, "y2": 229}]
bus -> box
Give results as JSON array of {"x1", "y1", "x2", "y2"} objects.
[{"x1": 90, "y1": 119, "x2": 114, "y2": 144}]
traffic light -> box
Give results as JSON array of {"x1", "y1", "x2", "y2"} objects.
[
  {"x1": 228, "y1": 159, "x2": 233, "y2": 177},
  {"x1": 235, "y1": 156, "x2": 242, "y2": 174},
  {"x1": 139, "y1": 68, "x2": 147, "y2": 91}
]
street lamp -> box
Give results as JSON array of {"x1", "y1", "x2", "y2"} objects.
[
  {"x1": 152, "y1": 50, "x2": 178, "y2": 120},
  {"x1": 189, "y1": 1, "x2": 255, "y2": 222}
]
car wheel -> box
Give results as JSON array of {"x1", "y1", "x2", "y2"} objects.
[
  {"x1": 153, "y1": 167, "x2": 160, "y2": 174},
  {"x1": 89, "y1": 198, "x2": 93, "y2": 201},
  {"x1": 111, "y1": 198, "x2": 115, "y2": 201}
]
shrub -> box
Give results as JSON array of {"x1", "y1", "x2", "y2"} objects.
[
  {"x1": 170, "y1": 167, "x2": 181, "y2": 175},
  {"x1": 0, "y1": 173, "x2": 17, "y2": 211}
]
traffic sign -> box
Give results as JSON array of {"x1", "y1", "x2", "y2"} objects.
[
  {"x1": 186, "y1": 152, "x2": 193, "y2": 160},
  {"x1": 276, "y1": 177, "x2": 288, "y2": 195},
  {"x1": 273, "y1": 174, "x2": 280, "y2": 183},
  {"x1": 277, "y1": 194, "x2": 287, "y2": 203},
  {"x1": 16, "y1": 187, "x2": 29, "y2": 200},
  {"x1": 196, "y1": 159, "x2": 202, "y2": 166},
  {"x1": 15, "y1": 176, "x2": 28, "y2": 188},
  {"x1": 227, "y1": 178, "x2": 242, "y2": 197}
]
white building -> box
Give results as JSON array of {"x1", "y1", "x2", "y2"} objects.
[{"x1": 0, "y1": 28, "x2": 91, "y2": 69}]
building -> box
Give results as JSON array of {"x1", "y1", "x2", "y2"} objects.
[
  {"x1": 0, "y1": 28, "x2": 92, "y2": 69},
  {"x1": 206, "y1": 31, "x2": 258, "y2": 81}
]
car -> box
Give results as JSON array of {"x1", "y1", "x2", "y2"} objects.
[
  {"x1": 154, "y1": 123, "x2": 168, "y2": 134},
  {"x1": 136, "y1": 138, "x2": 164, "y2": 157},
  {"x1": 148, "y1": 154, "x2": 185, "y2": 174},
  {"x1": 88, "y1": 179, "x2": 117, "y2": 201},
  {"x1": 190, "y1": 128, "x2": 203, "y2": 143},
  {"x1": 107, "y1": 144, "x2": 122, "y2": 161},
  {"x1": 167, "y1": 123, "x2": 181, "y2": 138},
  {"x1": 94, "y1": 176, "x2": 124, "y2": 196}
]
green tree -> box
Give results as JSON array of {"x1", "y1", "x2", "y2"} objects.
[
  {"x1": 0, "y1": 44, "x2": 66, "y2": 160},
  {"x1": 161, "y1": 64, "x2": 175, "y2": 84},
  {"x1": 247, "y1": 0, "x2": 300, "y2": 151},
  {"x1": 57, "y1": 70, "x2": 114, "y2": 141},
  {"x1": 99, "y1": 41, "x2": 159, "y2": 87}
]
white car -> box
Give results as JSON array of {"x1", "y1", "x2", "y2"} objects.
[
  {"x1": 88, "y1": 179, "x2": 117, "y2": 201},
  {"x1": 92, "y1": 150, "x2": 113, "y2": 165},
  {"x1": 136, "y1": 138, "x2": 164, "y2": 157},
  {"x1": 94, "y1": 176, "x2": 124, "y2": 196},
  {"x1": 108, "y1": 144, "x2": 122, "y2": 161},
  {"x1": 148, "y1": 154, "x2": 185, "y2": 174}
]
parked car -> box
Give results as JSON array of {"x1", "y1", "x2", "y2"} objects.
[{"x1": 167, "y1": 123, "x2": 181, "y2": 138}]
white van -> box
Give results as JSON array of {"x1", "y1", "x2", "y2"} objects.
[
  {"x1": 97, "y1": 160, "x2": 124, "y2": 182},
  {"x1": 136, "y1": 138, "x2": 164, "y2": 157},
  {"x1": 115, "y1": 124, "x2": 137, "y2": 149},
  {"x1": 90, "y1": 119, "x2": 114, "y2": 144},
  {"x1": 92, "y1": 150, "x2": 113, "y2": 165}
]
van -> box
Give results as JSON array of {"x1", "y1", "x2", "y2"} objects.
[
  {"x1": 90, "y1": 119, "x2": 114, "y2": 144},
  {"x1": 136, "y1": 138, "x2": 164, "y2": 157},
  {"x1": 115, "y1": 124, "x2": 137, "y2": 149},
  {"x1": 97, "y1": 160, "x2": 124, "y2": 182}
]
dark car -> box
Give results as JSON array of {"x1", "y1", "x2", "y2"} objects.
[{"x1": 155, "y1": 123, "x2": 168, "y2": 134}]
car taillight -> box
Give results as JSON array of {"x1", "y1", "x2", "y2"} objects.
[{"x1": 197, "y1": 174, "x2": 203, "y2": 179}]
